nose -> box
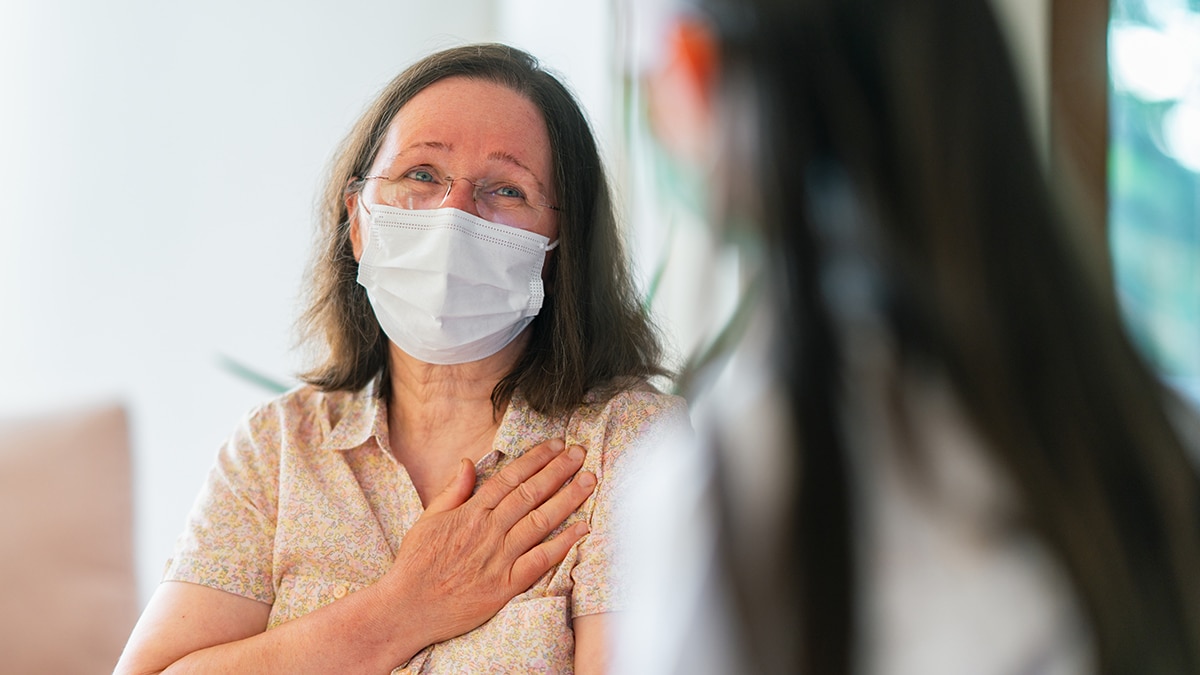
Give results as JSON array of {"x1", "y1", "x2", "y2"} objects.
[{"x1": 439, "y1": 177, "x2": 482, "y2": 217}]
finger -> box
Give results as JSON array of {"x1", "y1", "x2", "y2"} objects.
[
  {"x1": 510, "y1": 521, "x2": 590, "y2": 590},
  {"x1": 491, "y1": 445, "x2": 588, "y2": 530},
  {"x1": 423, "y1": 458, "x2": 476, "y2": 515},
  {"x1": 503, "y1": 469, "x2": 596, "y2": 555},
  {"x1": 471, "y1": 438, "x2": 566, "y2": 509}
]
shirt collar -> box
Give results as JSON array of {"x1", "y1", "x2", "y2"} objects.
[
  {"x1": 321, "y1": 386, "x2": 388, "y2": 454},
  {"x1": 491, "y1": 392, "x2": 560, "y2": 459},
  {"x1": 320, "y1": 387, "x2": 559, "y2": 458}
]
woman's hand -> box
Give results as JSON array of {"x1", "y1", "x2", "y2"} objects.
[
  {"x1": 114, "y1": 438, "x2": 595, "y2": 675},
  {"x1": 382, "y1": 437, "x2": 596, "y2": 645}
]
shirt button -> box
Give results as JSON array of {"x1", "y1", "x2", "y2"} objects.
[{"x1": 333, "y1": 584, "x2": 348, "y2": 599}]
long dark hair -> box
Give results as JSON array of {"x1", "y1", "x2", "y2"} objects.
[
  {"x1": 699, "y1": 0, "x2": 1200, "y2": 671},
  {"x1": 298, "y1": 44, "x2": 665, "y2": 415}
]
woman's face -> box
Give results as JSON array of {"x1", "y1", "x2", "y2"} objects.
[{"x1": 349, "y1": 76, "x2": 559, "y2": 259}]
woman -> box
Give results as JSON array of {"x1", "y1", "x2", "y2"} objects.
[
  {"x1": 623, "y1": 0, "x2": 1200, "y2": 672},
  {"x1": 117, "y1": 44, "x2": 688, "y2": 674}
]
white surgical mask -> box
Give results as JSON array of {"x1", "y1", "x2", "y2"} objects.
[{"x1": 356, "y1": 204, "x2": 558, "y2": 365}]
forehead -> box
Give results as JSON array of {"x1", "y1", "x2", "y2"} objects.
[{"x1": 374, "y1": 76, "x2": 553, "y2": 184}]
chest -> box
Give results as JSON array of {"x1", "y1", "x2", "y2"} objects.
[
  {"x1": 390, "y1": 432, "x2": 497, "y2": 508},
  {"x1": 263, "y1": 436, "x2": 599, "y2": 630}
]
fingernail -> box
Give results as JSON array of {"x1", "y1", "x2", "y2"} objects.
[
  {"x1": 568, "y1": 445, "x2": 585, "y2": 461},
  {"x1": 575, "y1": 522, "x2": 590, "y2": 536},
  {"x1": 577, "y1": 471, "x2": 596, "y2": 488},
  {"x1": 547, "y1": 438, "x2": 565, "y2": 452}
]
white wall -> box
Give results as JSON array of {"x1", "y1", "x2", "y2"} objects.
[
  {"x1": 0, "y1": 0, "x2": 499, "y2": 603},
  {"x1": 496, "y1": 0, "x2": 618, "y2": 167}
]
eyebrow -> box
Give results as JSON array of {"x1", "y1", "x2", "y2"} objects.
[{"x1": 390, "y1": 140, "x2": 452, "y2": 160}]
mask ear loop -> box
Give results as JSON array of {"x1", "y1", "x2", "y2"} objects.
[{"x1": 544, "y1": 239, "x2": 560, "y2": 252}]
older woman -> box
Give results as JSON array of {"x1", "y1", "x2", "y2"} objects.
[{"x1": 117, "y1": 44, "x2": 688, "y2": 674}]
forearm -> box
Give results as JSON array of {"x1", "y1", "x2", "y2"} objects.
[
  {"x1": 181, "y1": 593, "x2": 419, "y2": 673},
  {"x1": 573, "y1": 612, "x2": 613, "y2": 675},
  {"x1": 119, "y1": 577, "x2": 430, "y2": 675}
]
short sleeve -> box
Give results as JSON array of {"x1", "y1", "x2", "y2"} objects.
[
  {"x1": 162, "y1": 405, "x2": 282, "y2": 604},
  {"x1": 571, "y1": 390, "x2": 692, "y2": 617}
]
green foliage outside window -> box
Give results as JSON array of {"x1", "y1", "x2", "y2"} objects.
[{"x1": 1109, "y1": 0, "x2": 1200, "y2": 383}]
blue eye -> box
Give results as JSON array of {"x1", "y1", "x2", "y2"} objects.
[
  {"x1": 406, "y1": 168, "x2": 436, "y2": 183},
  {"x1": 493, "y1": 185, "x2": 526, "y2": 200}
]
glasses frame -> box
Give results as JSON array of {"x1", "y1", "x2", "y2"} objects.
[{"x1": 357, "y1": 173, "x2": 561, "y2": 227}]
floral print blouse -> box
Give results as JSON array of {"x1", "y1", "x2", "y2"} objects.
[{"x1": 164, "y1": 382, "x2": 689, "y2": 673}]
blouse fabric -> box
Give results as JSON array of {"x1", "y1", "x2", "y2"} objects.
[{"x1": 164, "y1": 382, "x2": 689, "y2": 674}]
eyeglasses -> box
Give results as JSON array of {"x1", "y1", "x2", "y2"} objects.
[{"x1": 359, "y1": 168, "x2": 560, "y2": 230}]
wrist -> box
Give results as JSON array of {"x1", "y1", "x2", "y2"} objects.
[{"x1": 359, "y1": 568, "x2": 441, "y2": 667}]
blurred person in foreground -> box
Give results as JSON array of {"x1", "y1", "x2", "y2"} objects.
[
  {"x1": 116, "y1": 43, "x2": 687, "y2": 674},
  {"x1": 619, "y1": 0, "x2": 1200, "y2": 672}
]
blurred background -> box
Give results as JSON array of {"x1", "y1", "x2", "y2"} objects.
[
  {"x1": 0, "y1": 0, "x2": 1194, "y2": 626},
  {"x1": 1109, "y1": 0, "x2": 1200, "y2": 399}
]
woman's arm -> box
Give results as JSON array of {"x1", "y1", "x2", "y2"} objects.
[
  {"x1": 570, "y1": 390, "x2": 694, "y2": 672},
  {"x1": 115, "y1": 439, "x2": 596, "y2": 675},
  {"x1": 114, "y1": 579, "x2": 410, "y2": 674},
  {"x1": 574, "y1": 613, "x2": 613, "y2": 675}
]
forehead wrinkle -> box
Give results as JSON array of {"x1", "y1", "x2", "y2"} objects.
[{"x1": 388, "y1": 140, "x2": 452, "y2": 162}]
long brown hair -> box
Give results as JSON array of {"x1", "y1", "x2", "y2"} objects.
[
  {"x1": 298, "y1": 44, "x2": 665, "y2": 415},
  {"x1": 698, "y1": 0, "x2": 1200, "y2": 671}
]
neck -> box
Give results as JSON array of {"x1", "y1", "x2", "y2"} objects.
[{"x1": 384, "y1": 333, "x2": 529, "y2": 496}]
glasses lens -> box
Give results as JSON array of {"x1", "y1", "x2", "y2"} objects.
[
  {"x1": 475, "y1": 186, "x2": 545, "y2": 230},
  {"x1": 374, "y1": 176, "x2": 444, "y2": 210}
]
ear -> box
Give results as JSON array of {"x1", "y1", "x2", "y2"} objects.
[
  {"x1": 649, "y1": 15, "x2": 720, "y2": 163},
  {"x1": 345, "y1": 182, "x2": 364, "y2": 262}
]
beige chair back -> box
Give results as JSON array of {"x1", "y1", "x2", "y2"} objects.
[{"x1": 0, "y1": 403, "x2": 139, "y2": 674}]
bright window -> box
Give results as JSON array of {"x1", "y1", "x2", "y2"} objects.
[{"x1": 1109, "y1": 0, "x2": 1200, "y2": 398}]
